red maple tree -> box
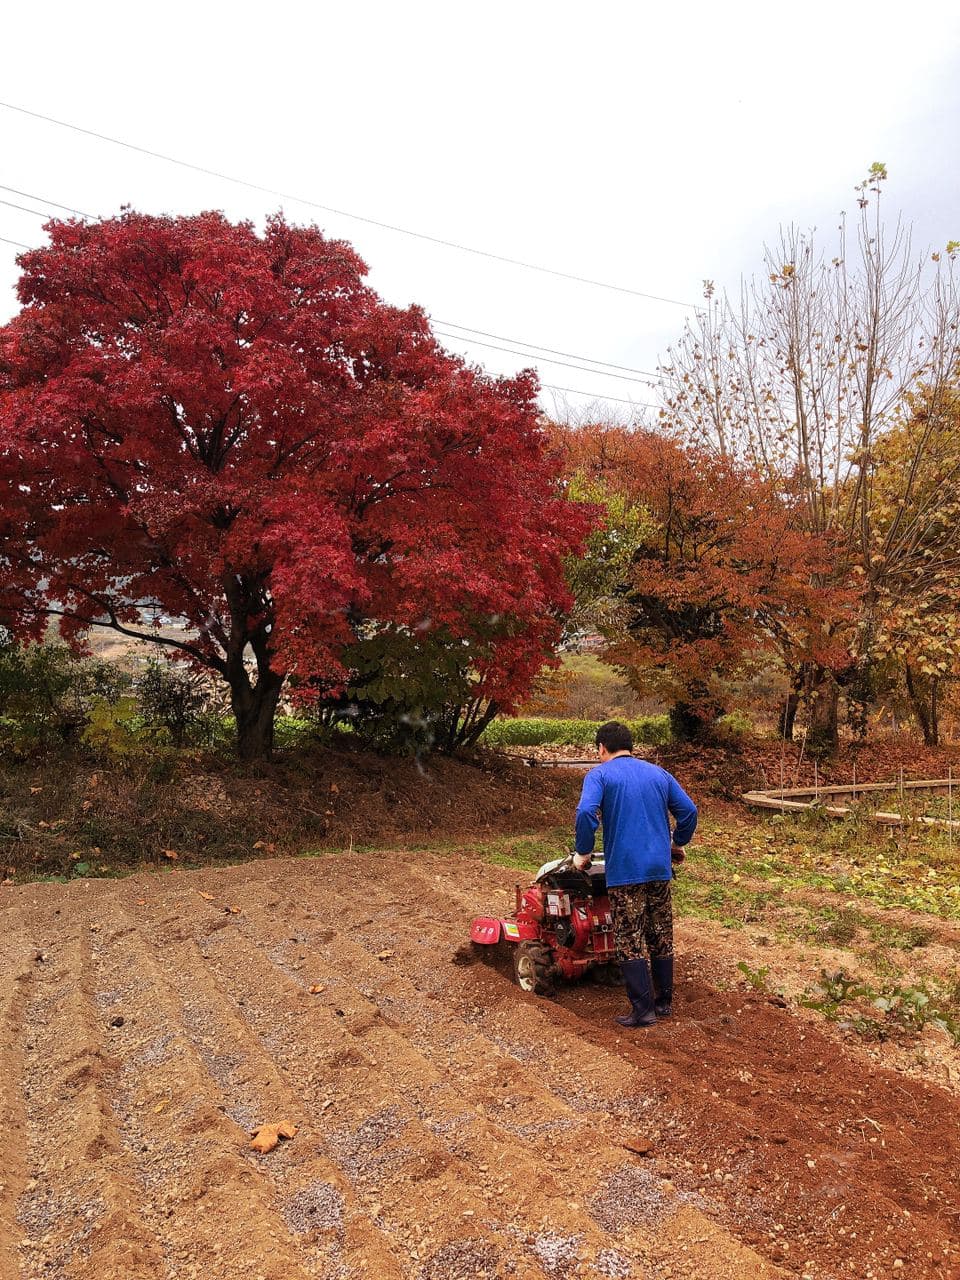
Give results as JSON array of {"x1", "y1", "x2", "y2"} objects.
[{"x1": 0, "y1": 212, "x2": 589, "y2": 757}]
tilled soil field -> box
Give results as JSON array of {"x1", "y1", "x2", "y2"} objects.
[{"x1": 2, "y1": 851, "x2": 959, "y2": 1280}]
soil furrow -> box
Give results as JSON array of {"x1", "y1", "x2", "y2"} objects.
[
  {"x1": 186, "y1": 905, "x2": 606, "y2": 1280},
  {"x1": 13, "y1": 923, "x2": 165, "y2": 1280},
  {"x1": 0, "y1": 917, "x2": 38, "y2": 1278},
  {"x1": 4, "y1": 850, "x2": 958, "y2": 1280},
  {"x1": 77, "y1": 889, "x2": 321, "y2": 1280},
  {"x1": 119, "y1": 893, "x2": 409, "y2": 1280}
]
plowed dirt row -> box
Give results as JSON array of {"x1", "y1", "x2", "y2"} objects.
[{"x1": 1, "y1": 852, "x2": 958, "y2": 1280}]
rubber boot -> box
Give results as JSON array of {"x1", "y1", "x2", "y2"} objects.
[
  {"x1": 615, "y1": 958, "x2": 658, "y2": 1028},
  {"x1": 651, "y1": 954, "x2": 674, "y2": 1019}
]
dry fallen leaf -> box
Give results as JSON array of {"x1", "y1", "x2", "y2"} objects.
[
  {"x1": 198, "y1": 891, "x2": 215, "y2": 902},
  {"x1": 135, "y1": 898, "x2": 147, "y2": 906},
  {"x1": 250, "y1": 1120, "x2": 297, "y2": 1153},
  {"x1": 227, "y1": 906, "x2": 241, "y2": 915},
  {"x1": 329, "y1": 782, "x2": 340, "y2": 794},
  {"x1": 376, "y1": 950, "x2": 395, "y2": 961},
  {"x1": 30, "y1": 786, "x2": 43, "y2": 795},
  {"x1": 309, "y1": 984, "x2": 326, "y2": 995},
  {"x1": 161, "y1": 849, "x2": 179, "y2": 861},
  {"x1": 154, "y1": 1098, "x2": 170, "y2": 1114}
]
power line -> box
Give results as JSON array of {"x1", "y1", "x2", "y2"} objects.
[
  {"x1": 0, "y1": 197, "x2": 58, "y2": 221},
  {"x1": 434, "y1": 318, "x2": 660, "y2": 378},
  {"x1": 0, "y1": 99, "x2": 696, "y2": 308},
  {"x1": 0, "y1": 227, "x2": 663, "y2": 409},
  {"x1": 434, "y1": 328, "x2": 657, "y2": 387},
  {"x1": 0, "y1": 184, "x2": 91, "y2": 218},
  {"x1": 1, "y1": 181, "x2": 670, "y2": 390},
  {"x1": 542, "y1": 382, "x2": 659, "y2": 408}
]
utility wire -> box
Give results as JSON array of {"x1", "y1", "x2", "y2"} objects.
[
  {"x1": 0, "y1": 197, "x2": 60, "y2": 221},
  {"x1": 2, "y1": 181, "x2": 669, "y2": 388},
  {"x1": 542, "y1": 382, "x2": 658, "y2": 408},
  {"x1": 0, "y1": 184, "x2": 92, "y2": 219},
  {"x1": 434, "y1": 329, "x2": 657, "y2": 386},
  {"x1": 0, "y1": 210, "x2": 665, "y2": 408},
  {"x1": 433, "y1": 318, "x2": 660, "y2": 378},
  {"x1": 0, "y1": 230, "x2": 660, "y2": 404},
  {"x1": 0, "y1": 99, "x2": 696, "y2": 308}
]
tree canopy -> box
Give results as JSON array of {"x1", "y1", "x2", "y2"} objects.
[
  {"x1": 558, "y1": 424, "x2": 846, "y2": 738},
  {"x1": 0, "y1": 211, "x2": 590, "y2": 757}
]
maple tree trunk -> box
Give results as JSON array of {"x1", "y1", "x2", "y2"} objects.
[
  {"x1": 669, "y1": 683, "x2": 724, "y2": 743},
  {"x1": 230, "y1": 669, "x2": 285, "y2": 761},
  {"x1": 778, "y1": 669, "x2": 805, "y2": 742},
  {"x1": 807, "y1": 670, "x2": 840, "y2": 757},
  {"x1": 904, "y1": 664, "x2": 939, "y2": 747}
]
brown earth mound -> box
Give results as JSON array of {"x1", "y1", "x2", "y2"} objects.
[{"x1": 0, "y1": 747, "x2": 582, "y2": 879}]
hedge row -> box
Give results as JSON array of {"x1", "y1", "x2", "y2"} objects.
[{"x1": 480, "y1": 716, "x2": 671, "y2": 748}]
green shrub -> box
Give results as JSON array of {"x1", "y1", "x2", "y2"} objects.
[
  {"x1": 480, "y1": 715, "x2": 671, "y2": 748},
  {"x1": 136, "y1": 659, "x2": 212, "y2": 747},
  {"x1": 0, "y1": 641, "x2": 138, "y2": 755},
  {"x1": 0, "y1": 642, "x2": 80, "y2": 751},
  {"x1": 81, "y1": 696, "x2": 159, "y2": 764},
  {"x1": 717, "y1": 709, "x2": 755, "y2": 737}
]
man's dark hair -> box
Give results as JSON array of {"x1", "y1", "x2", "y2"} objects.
[{"x1": 595, "y1": 720, "x2": 633, "y2": 754}]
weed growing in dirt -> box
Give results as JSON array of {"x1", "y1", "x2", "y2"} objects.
[
  {"x1": 736, "y1": 960, "x2": 770, "y2": 991},
  {"x1": 703, "y1": 812, "x2": 960, "y2": 920},
  {"x1": 808, "y1": 906, "x2": 865, "y2": 947},
  {"x1": 800, "y1": 968, "x2": 960, "y2": 1045}
]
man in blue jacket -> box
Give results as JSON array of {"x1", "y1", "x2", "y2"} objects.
[{"x1": 573, "y1": 721, "x2": 697, "y2": 1028}]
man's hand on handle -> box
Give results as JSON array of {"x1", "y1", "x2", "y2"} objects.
[
  {"x1": 671, "y1": 843, "x2": 686, "y2": 866},
  {"x1": 572, "y1": 853, "x2": 592, "y2": 872}
]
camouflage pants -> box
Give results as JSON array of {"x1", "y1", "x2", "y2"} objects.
[{"x1": 608, "y1": 882, "x2": 673, "y2": 963}]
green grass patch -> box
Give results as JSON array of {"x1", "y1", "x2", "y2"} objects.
[
  {"x1": 480, "y1": 716, "x2": 671, "y2": 748},
  {"x1": 557, "y1": 653, "x2": 629, "y2": 685}
]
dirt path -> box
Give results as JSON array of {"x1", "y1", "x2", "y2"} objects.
[{"x1": 1, "y1": 852, "x2": 958, "y2": 1280}]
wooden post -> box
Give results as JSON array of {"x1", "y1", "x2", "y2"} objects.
[{"x1": 949, "y1": 767, "x2": 954, "y2": 853}]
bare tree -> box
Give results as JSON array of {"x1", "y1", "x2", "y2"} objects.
[{"x1": 659, "y1": 166, "x2": 960, "y2": 750}]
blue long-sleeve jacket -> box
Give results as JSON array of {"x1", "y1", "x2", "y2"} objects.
[{"x1": 574, "y1": 757, "x2": 697, "y2": 887}]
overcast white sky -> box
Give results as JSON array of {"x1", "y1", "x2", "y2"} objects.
[{"x1": 2, "y1": 0, "x2": 959, "y2": 420}]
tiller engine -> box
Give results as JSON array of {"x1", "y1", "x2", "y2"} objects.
[{"x1": 470, "y1": 855, "x2": 619, "y2": 995}]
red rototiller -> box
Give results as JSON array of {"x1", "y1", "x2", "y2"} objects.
[{"x1": 470, "y1": 854, "x2": 620, "y2": 995}]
